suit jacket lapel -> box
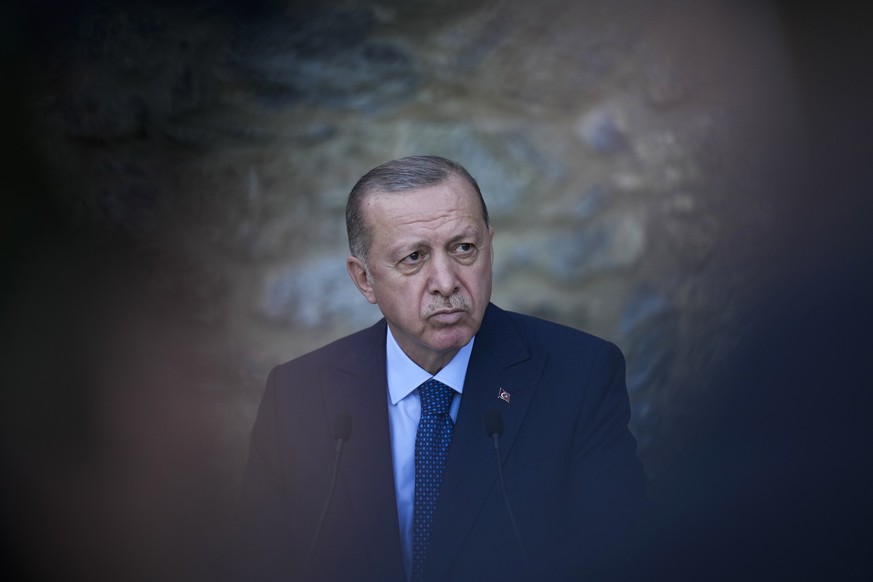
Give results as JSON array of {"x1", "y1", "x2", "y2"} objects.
[
  {"x1": 318, "y1": 320, "x2": 406, "y2": 581},
  {"x1": 427, "y1": 304, "x2": 546, "y2": 580}
]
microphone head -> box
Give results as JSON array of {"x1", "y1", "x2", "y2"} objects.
[
  {"x1": 484, "y1": 409, "x2": 504, "y2": 437},
  {"x1": 334, "y1": 413, "x2": 352, "y2": 441}
]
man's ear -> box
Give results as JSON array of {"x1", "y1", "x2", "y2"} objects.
[
  {"x1": 488, "y1": 225, "x2": 495, "y2": 266},
  {"x1": 347, "y1": 256, "x2": 377, "y2": 304}
]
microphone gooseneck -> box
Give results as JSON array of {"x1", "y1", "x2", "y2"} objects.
[
  {"x1": 485, "y1": 409, "x2": 504, "y2": 444},
  {"x1": 303, "y1": 413, "x2": 352, "y2": 576},
  {"x1": 485, "y1": 409, "x2": 528, "y2": 566},
  {"x1": 334, "y1": 412, "x2": 352, "y2": 445}
]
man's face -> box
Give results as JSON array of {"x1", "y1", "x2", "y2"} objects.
[{"x1": 347, "y1": 175, "x2": 494, "y2": 374}]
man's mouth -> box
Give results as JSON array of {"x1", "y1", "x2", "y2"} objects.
[{"x1": 429, "y1": 308, "x2": 465, "y2": 324}]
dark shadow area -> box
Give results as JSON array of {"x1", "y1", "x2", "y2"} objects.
[{"x1": 623, "y1": 2, "x2": 873, "y2": 579}]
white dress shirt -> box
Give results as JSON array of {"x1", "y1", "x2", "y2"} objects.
[{"x1": 386, "y1": 326, "x2": 474, "y2": 581}]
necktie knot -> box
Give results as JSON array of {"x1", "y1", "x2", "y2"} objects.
[{"x1": 419, "y1": 379, "x2": 454, "y2": 416}]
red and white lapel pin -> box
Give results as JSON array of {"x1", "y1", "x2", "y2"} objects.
[{"x1": 497, "y1": 387, "x2": 511, "y2": 404}]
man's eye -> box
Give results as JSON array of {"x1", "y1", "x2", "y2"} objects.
[
  {"x1": 457, "y1": 243, "x2": 474, "y2": 253},
  {"x1": 406, "y1": 251, "x2": 421, "y2": 262}
]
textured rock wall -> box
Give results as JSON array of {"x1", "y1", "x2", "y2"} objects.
[
  {"x1": 24, "y1": 0, "x2": 799, "y2": 444},
  {"x1": 3, "y1": 0, "x2": 829, "y2": 579}
]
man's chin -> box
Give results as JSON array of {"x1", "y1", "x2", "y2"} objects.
[{"x1": 426, "y1": 327, "x2": 474, "y2": 352}]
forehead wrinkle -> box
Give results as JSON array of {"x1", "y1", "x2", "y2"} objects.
[
  {"x1": 392, "y1": 215, "x2": 478, "y2": 246},
  {"x1": 365, "y1": 182, "x2": 485, "y2": 257},
  {"x1": 377, "y1": 200, "x2": 470, "y2": 232}
]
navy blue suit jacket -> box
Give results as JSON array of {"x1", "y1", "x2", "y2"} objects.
[{"x1": 235, "y1": 303, "x2": 646, "y2": 581}]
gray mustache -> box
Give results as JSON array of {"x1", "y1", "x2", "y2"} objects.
[{"x1": 424, "y1": 296, "x2": 469, "y2": 315}]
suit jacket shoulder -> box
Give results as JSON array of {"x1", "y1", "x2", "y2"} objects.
[
  {"x1": 498, "y1": 306, "x2": 622, "y2": 357},
  {"x1": 268, "y1": 318, "x2": 388, "y2": 392}
]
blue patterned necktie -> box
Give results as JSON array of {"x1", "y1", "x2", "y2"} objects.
[{"x1": 412, "y1": 378, "x2": 455, "y2": 582}]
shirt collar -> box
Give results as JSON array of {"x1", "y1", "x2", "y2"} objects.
[{"x1": 386, "y1": 325, "x2": 474, "y2": 405}]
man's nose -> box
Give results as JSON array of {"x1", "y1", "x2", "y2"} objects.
[{"x1": 428, "y1": 253, "x2": 459, "y2": 297}]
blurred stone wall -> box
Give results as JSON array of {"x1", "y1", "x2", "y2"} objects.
[{"x1": 3, "y1": 0, "x2": 814, "y2": 579}]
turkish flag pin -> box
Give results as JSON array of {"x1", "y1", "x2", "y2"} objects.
[{"x1": 498, "y1": 387, "x2": 511, "y2": 403}]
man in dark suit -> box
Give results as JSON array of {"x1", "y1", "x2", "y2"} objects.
[{"x1": 234, "y1": 156, "x2": 646, "y2": 581}]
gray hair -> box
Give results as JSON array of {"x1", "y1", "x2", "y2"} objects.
[{"x1": 345, "y1": 155, "x2": 490, "y2": 261}]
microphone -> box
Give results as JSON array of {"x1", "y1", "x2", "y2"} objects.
[
  {"x1": 303, "y1": 413, "x2": 352, "y2": 575},
  {"x1": 485, "y1": 410, "x2": 528, "y2": 566}
]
